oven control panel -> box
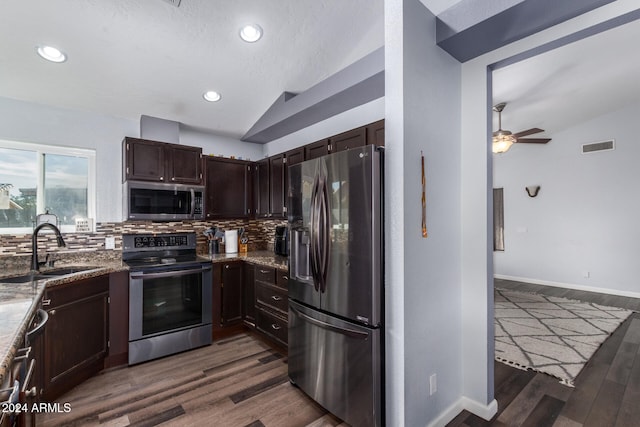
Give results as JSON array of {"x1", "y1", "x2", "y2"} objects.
[
  {"x1": 133, "y1": 235, "x2": 188, "y2": 248},
  {"x1": 122, "y1": 233, "x2": 197, "y2": 253}
]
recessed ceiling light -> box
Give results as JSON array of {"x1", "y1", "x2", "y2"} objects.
[
  {"x1": 36, "y1": 45, "x2": 67, "y2": 63},
  {"x1": 239, "y1": 24, "x2": 263, "y2": 43},
  {"x1": 203, "y1": 91, "x2": 221, "y2": 102}
]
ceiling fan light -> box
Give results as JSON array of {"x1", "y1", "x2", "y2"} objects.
[{"x1": 492, "y1": 134, "x2": 516, "y2": 153}]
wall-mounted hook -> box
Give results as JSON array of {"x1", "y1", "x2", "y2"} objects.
[{"x1": 525, "y1": 185, "x2": 540, "y2": 197}]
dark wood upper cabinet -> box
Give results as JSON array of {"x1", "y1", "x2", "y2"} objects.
[
  {"x1": 331, "y1": 127, "x2": 366, "y2": 153},
  {"x1": 304, "y1": 139, "x2": 330, "y2": 160},
  {"x1": 366, "y1": 119, "x2": 385, "y2": 147},
  {"x1": 204, "y1": 157, "x2": 252, "y2": 219},
  {"x1": 285, "y1": 147, "x2": 304, "y2": 166},
  {"x1": 255, "y1": 158, "x2": 270, "y2": 218},
  {"x1": 167, "y1": 145, "x2": 203, "y2": 184},
  {"x1": 269, "y1": 154, "x2": 286, "y2": 218},
  {"x1": 254, "y1": 154, "x2": 286, "y2": 219},
  {"x1": 123, "y1": 137, "x2": 202, "y2": 184}
]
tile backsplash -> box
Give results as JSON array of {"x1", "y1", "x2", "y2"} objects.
[{"x1": 0, "y1": 218, "x2": 287, "y2": 259}]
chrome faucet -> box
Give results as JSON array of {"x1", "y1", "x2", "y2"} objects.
[{"x1": 31, "y1": 223, "x2": 66, "y2": 272}]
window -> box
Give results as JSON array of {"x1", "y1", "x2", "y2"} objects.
[{"x1": 0, "y1": 139, "x2": 96, "y2": 233}]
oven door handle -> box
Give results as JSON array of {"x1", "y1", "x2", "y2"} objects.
[{"x1": 130, "y1": 264, "x2": 212, "y2": 280}]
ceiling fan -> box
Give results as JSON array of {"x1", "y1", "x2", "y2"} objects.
[{"x1": 492, "y1": 102, "x2": 551, "y2": 153}]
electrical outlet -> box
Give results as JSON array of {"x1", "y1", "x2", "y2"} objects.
[
  {"x1": 583, "y1": 271, "x2": 590, "y2": 278},
  {"x1": 105, "y1": 236, "x2": 115, "y2": 250},
  {"x1": 429, "y1": 373, "x2": 437, "y2": 396}
]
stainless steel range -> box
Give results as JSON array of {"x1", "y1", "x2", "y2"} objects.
[{"x1": 123, "y1": 232, "x2": 212, "y2": 365}]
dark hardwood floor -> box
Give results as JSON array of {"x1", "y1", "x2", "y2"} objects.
[
  {"x1": 40, "y1": 279, "x2": 640, "y2": 427},
  {"x1": 40, "y1": 333, "x2": 346, "y2": 427},
  {"x1": 447, "y1": 279, "x2": 640, "y2": 427}
]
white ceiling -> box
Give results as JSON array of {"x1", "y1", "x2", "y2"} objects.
[
  {"x1": 2, "y1": 0, "x2": 637, "y2": 143},
  {"x1": 0, "y1": 0, "x2": 384, "y2": 139},
  {"x1": 492, "y1": 18, "x2": 640, "y2": 140}
]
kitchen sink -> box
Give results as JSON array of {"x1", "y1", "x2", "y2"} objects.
[
  {"x1": 39, "y1": 266, "x2": 98, "y2": 276},
  {"x1": 0, "y1": 273, "x2": 48, "y2": 283},
  {"x1": 1, "y1": 266, "x2": 99, "y2": 283}
]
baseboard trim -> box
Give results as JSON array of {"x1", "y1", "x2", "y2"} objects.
[
  {"x1": 494, "y1": 274, "x2": 640, "y2": 300},
  {"x1": 427, "y1": 397, "x2": 498, "y2": 427}
]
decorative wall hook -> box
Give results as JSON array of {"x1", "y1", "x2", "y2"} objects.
[{"x1": 525, "y1": 185, "x2": 540, "y2": 198}]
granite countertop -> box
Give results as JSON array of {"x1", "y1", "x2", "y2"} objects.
[
  {"x1": 0, "y1": 252, "x2": 286, "y2": 386},
  {"x1": 209, "y1": 250, "x2": 289, "y2": 271},
  {"x1": 0, "y1": 261, "x2": 125, "y2": 386}
]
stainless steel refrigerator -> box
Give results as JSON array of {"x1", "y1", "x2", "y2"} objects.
[{"x1": 288, "y1": 144, "x2": 383, "y2": 427}]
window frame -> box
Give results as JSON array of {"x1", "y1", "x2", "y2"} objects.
[{"x1": 0, "y1": 139, "x2": 96, "y2": 234}]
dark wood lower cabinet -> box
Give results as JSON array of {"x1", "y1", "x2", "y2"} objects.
[
  {"x1": 105, "y1": 270, "x2": 128, "y2": 368},
  {"x1": 242, "y1": 262, "x2": 256, "y2": 326},
  {"x1": 212, "y1": 261, "x2": 244, "y2": 338},
  {"x1": 253, "y1": 265, "x2": 288, "y2": 347},
  {"x1": 42, "y1": 274, "x2": 109, "y2": 402}
]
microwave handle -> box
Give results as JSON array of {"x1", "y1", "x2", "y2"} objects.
[{"x1": 190, "y1": 188, "x2": 195, "y2": 217}]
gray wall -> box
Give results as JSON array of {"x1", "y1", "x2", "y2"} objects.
[
  {"x1": 386, "y1": 0, "x2": 464, "y2": 425},
  {"x1": 494, "y1": 101, "x2": 640, "y2": 297}
]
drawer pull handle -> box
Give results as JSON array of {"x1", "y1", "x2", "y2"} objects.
[
  {"x1": 282, "y1": 275, "x2": 288, "y2": 280},
  {"x1": 259, "y1": 269, "x2": 270, "y2": 274},
  {"x1": 271, "y1": 296, "x2": 282, "y2": 301},
  {"x1": 271, "y1": 324, "x2": 281, "y2": 331}
]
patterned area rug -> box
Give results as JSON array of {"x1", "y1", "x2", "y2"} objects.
[{"x1": 495, "y1": 288, "x2": 633, "y2": 386}]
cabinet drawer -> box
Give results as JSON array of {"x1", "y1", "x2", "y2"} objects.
[
  {"x1": 276, "y1": 269, "x2": 288, "y2": 290},
  {"x1": 255, "y1": 282, "x2": 287, "y2": 315},
  {"x1": 254, "y1": 265, "x2": 275, "y2": 284},
  {"x1": 256, "y1": 309, "x2": 288, "y2": 345}
]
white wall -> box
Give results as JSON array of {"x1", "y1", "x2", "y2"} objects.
[
  {"x1": 386, "y1": 0, "x2": 466, "y2": 425},
  {"x1": 180, "y1": 127, "x2": 263, "y2": 161},
  {"x1": 460, "y1": 0, "x2": 640, "y2": 421},
  {"x1": 494, "y1": 101, "x2": 640, "y2": 297},
  {"x1": 0, "y1": 96, "x2": 137, "y2": 222},
  {"x1": 0, "y1": 97, "x2": 266, "y2": 223}
]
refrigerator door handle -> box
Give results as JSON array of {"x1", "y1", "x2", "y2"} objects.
[
  {"x1": 318, "y1": 175, "x2": 330, "y2": 293},
  {"x1": 290, "y1": 304, "x2": 369, "y2": 339},
  {"x1": 309, "y1": 174, "x2": 321, "y2": 291}
]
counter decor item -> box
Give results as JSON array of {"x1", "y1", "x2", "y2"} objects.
[
  {"x1": 224, "y1": 229, "x2": 238, "y2": 254},
  {"x1": 421, "y1": 151, "x2": 428, "y2": 238}
]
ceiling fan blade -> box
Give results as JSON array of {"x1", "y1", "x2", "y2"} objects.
[
  {"x1": 513, "y1": 128, "x2": 544, "y2": 138},
  {"x1": 515, "y1": 138, "x2": 551, "y2": 144}
]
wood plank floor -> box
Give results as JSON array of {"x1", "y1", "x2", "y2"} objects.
[
  {"x1": 40, "y1": 333, "x2": 347, "y2": 427},
  {"x1": 41, "y1": 279, "x2": 640, "y2": 427},
  {"x1": 447, "y1": 279, "x2": 640, "y2": 427}
]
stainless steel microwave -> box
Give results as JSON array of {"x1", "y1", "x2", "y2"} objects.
[{"x1": 124, "y1": 181, "x2": 205, "y2": 221}]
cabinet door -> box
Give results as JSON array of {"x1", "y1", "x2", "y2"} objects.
[
  {"x1": 43, "y1": 275, "x2": 109, "y2": 401},
  {"x1": 242, "y1": 262, "x2": 256, "y2": 325},
  {"x1": 285, "y1": 147, "x2": 304, "y2": 166},
  {"x1": 304, "y1": 139, "x2": 330, "y2": 160},
  {"x1": 168, "y1": 145, "x2": 202, "y2": 184},
  {"x1": 269, "y1": 154, "x2": 286, "y2": 218},
  {"x1": 221, "y1": 262, "x2": 243, "y2": 325},
  {"x1": 205, "y1": 157, "x2": 251, "y2": 219},
  {"x1": 331, "y1": 127, "x2": 366, "y2": 153},
  {"x1": 366, "y1": 119, "x2": 385, "y2": 147},
  {"x1": 124, "y1": 138, "x2": 165, "y2": 182},
  {"x1": 255, "y1": 159, "x2": 270, "y2": 218}
]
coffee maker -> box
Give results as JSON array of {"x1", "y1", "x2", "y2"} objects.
[{"x1": 274, "y1": 225, "x2": 289, "y2": 256}]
